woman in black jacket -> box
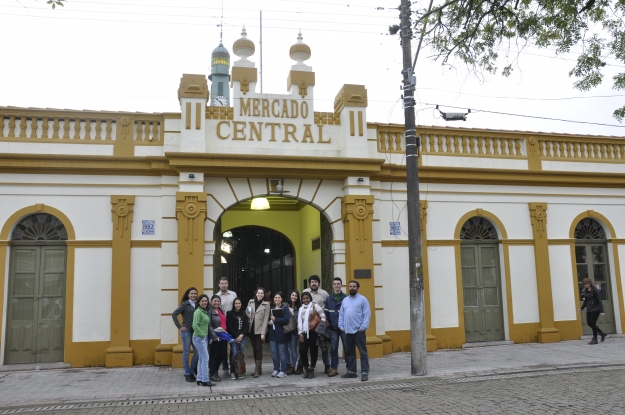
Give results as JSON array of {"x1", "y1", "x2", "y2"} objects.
[
  {"x1": 171, "y1": 287, "x2": 199, "y2": 382},
  {"x1": 226, "y1": 298, "x2": 249, "y2": 380},
  {"x1": 578, "y1": 278, "x2": 607, "y2": 344}
]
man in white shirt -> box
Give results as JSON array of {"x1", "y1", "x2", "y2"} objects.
[
  {"x1": 303, "y1": 275, "x2": 331, "y2": 374},
  {"x1": 217, "y1": 277, "x2": 237, "y2": 377}
]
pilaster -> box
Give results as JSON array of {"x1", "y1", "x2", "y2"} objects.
[
  {"x1": 105, "y1": 196, "x2": 135, "y2": 367},
  {"x1": 528, "y1": 202, "x2": 560, "y2": 343},
  {"x1": 341, "y1": 195, "x2": 383, "y2": 358},
  {"x1": 421, "y1": 201, "x2": 437, "y2": 351}
]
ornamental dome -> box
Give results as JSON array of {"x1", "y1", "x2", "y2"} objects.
[
  {"x1": 211, "y1": 42, "x2": 230, "y2": 67},
  {"x1": 233, "y1": 26, "x2": 255, "y2": 61},
  {"x1": 289, "y1": 31, "x2": 311, "y2": 65}
]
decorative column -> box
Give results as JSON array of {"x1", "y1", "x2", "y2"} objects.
[
  {"x1": 105, "y1": 196, "x2": 135, "y2": 367},
  {"x1": 528, "y1": 202, "x2": 560, "y2": 343},
  {"x1": 420, "y1": 201, "x2": 437, "y2": 351},
  {"x1": 172, "y1": 192, "x2": 207, "y2": 365},
  {"x1": 341, "y1": 195, "x2": 383, "y2": 358}
]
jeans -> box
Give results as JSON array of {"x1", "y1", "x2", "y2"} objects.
[
  {"x1": 181, "y1": 329, "x2": 199, "y2": 376},
  {"x1": 209, "y1": 340, "x2": 227, "y2": 377},
  {"x1": 222, "y1": 343, "x2": 230, "y2": 371},
  {"x1": 344, "y1": 331, "x2": 369, "y2": 375},
  {"x1": 587, "y1": 310, "x2": 605, "y2": 338},
  {"x1": 288, "y1": 332, "x2": 299, "y2": 366},
  {"x1": 192, "y1": 336, "x2": 209, "y2": 382},
  {"x1": 330, "y1": 329, "x2": 346, "y2": 370},
  {"x1": 320, "y1": 336, "x2": 330, "y2": 367},
  {"x1": 269, "y1": 341, "x2": 288, "y2": 372},
  {"x1": 229, "y1": 337, "x2": 247, "y2": 370}
]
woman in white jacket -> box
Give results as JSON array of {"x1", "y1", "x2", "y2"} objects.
[{"x1": 297, "y1": 291, "x2": 326, "y2": 379}]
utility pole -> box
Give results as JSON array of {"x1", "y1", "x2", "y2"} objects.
[{"x1": 400, "y1": 0, "x2": 426, "y2": 376}]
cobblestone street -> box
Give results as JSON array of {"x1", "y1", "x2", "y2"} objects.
[{"x1": 19, "y1": 366, "x2": 625, "y2": 415}]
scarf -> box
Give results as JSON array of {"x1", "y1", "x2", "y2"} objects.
[{"x1": 299, "y1": 302, "x2": 315, "y2": 339}]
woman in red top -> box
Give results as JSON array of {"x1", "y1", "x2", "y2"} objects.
[{"x1": 208, "y1": 295, "x2": 228, "y2": 382}]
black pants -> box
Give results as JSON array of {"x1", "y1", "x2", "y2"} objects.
[
  {"x1": 299, "y1": 331, "x2": 318, "y2": 368},
  {"x1": 209, "y1": 340, "x2": 227, "y2": 376},
  {"x1": 587, "y1": 310, "x2": 605, "y2": 338},
  {"x1": 249, "y1": 334, "x2": 264, "y2": 362}
]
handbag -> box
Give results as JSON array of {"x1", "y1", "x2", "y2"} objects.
[
  {"x1": 308, "y1": 304, "x2": 321, "y2": 331},
  {"x1": 283, "y1": 309, "x2": 298, "y2": 334},
  {"x1": 233, "y1": 351, "x2": 246, "y2": 375}
]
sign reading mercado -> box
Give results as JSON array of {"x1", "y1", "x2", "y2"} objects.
[{"x1": 215, "y1": 97, "x2": 332, "y2": 144}]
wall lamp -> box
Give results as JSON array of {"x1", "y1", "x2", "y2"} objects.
[
  {"x1": 357, "y1": 178, "x2": 364, "y2": 182},
  {"x1": 188, "y1": 174, "x2": 195, "y2": 179}
]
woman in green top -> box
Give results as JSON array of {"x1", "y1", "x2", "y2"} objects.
[{"x1": 192, "y1": 294, "x2": 215, "y2": 387}]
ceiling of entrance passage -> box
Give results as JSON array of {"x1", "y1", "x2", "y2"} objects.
[{"x1": 228, "y1": 196, "x2": 308, "y2": 211}]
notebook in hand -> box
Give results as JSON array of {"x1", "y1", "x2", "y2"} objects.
[{"x1": 271, "y1": 308, "x2": 284, "y2": 319}]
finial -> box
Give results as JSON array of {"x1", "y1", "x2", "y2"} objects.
[
  {"x1": 289, "y1": 30, "x2": 311, "y2": 68},
  {"x1": 241, "y1": 26, "x2": 248, "y2": 38},
  {"x1": 297, "y1": 30, "x2": 303, "y2": 43}
]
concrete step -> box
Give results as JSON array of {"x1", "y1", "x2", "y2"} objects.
[
  {"x1": 462, "y1": 341, "x2": 514, "y2": 349},
  {"x1": 0, "y1": 362, "x2": 71, "y2": 372}
]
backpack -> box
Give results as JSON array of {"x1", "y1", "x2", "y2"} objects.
[{"x1": 233, "y1": 351, "x2": 246, "y2": 375}]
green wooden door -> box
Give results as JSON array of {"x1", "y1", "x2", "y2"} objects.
[
  {"x1": 575, "y1": 243, "x2": 615, "y2": 335},
  {"x1": 462, "y1": 243, "x2": 505, "y2": 343},
  {"x1": 5, "y1": 244, "x2": 66, "y2": 364}
]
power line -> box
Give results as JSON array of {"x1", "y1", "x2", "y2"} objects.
[{"x1": 415, "y1": 88, "x2": 625, "y2": 101}]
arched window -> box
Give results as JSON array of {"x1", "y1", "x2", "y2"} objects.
[
  {"x1": 574, "y1": 218, "x2": 606, "y2": 240},
  {"x1": 11, "y1": 213, "x2": 68, "y2": 241},
  {"x1": 460, "y1": 217, "x2": 498, "y2": 240}
]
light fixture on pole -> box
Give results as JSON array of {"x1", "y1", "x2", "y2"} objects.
[
  {"x1": 436, "y1": 105, "x2": 470, "y2": 121},
  {"x1": 250, "y1": 197, "x2": 270, "y2": 210}
]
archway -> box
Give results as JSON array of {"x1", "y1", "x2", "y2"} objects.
[
  {"x1": 212, "y1": 195, "x2": 334, "y2": 300},
  {"x1": 459, "y1": 216, "x2": 505, "y2": 343},
  {"x1": 5, "y1": 213, "x2": 68, "y2": 364}
]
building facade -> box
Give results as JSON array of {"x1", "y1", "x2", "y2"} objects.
[{"x1": 1, "y1": 31, "x2": 624, "y2": 368}]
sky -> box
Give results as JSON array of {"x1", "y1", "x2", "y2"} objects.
[{"x1": 1, "y1": 0, "x2": 624, "y2": 136}]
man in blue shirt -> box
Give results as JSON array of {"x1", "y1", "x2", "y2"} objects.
[{"x1": 338, "y1": 280, "x2": 371, "y2": 381}]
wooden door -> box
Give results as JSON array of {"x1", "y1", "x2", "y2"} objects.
[
  {"x1": 575, "y1": 243, "x2": 615, "y2": 335},
  {"x1": 462, "y1": 243, "x2": 505, "y2": 343},
  {"x1": 5, "y1": 244, "x2": 66, "y2": 364}
]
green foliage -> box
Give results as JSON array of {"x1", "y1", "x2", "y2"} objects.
[
  {"x1": 413, "y1": 0, "x2": 625, "y2": 120},
  {"x1": 47, "y1": 0, "x2": 65, "y2": 9}
]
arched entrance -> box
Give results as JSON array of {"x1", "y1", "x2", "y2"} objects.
[
  {"x1": 5, "y1": 213, "x2": 68, "y2": 364},
  {"x1": 219, "y1": 226, "x2": 295, "y2": 300},
  {"x1": 574, "y1": 218, "x2": 616, "y2": 335},
  {"x1": 460, "y1": 217, "x2": 505, "y2": 342}
]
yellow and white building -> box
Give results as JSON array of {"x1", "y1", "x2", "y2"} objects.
[{"x1": 1, "y1": 31, "x2": 624, "y2": 368}]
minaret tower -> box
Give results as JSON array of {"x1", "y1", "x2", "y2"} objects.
[{"x1": 209, "y1": 29, "x2": 231, "y2": 107}]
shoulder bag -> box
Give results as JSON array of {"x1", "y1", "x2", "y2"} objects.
[
  {"x1": 283, "y1": 307, "x2": 298, "y2": 334},
  {"x1": 308, "y1": 303, "x2": 321, "y2": 331}
]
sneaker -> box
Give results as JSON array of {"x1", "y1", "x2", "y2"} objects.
[
  {"x1": 210, "y1": 375, "x2": 221, "y2": 382},
  {"x1": 361, "y1": 374, "x2": 369, "y2": 382},
  {"x1": 223, "y1": 369, "x2": 230, "y2": 377},
  {"x1": 277, "y1": 371, "x2": 286, "y2": 378},
  {"x1": 341, "y1": 373, "x2": 357, "y2": 379},
  {"x1": 328, "y1": 369, "x2": 338, "y2": 377},
  {"x1": 271, "y1": 370, "x2": 279, "y2": 377},
  {"x1": 230, "y1": 373, "x2": 237, "y2": 380}
]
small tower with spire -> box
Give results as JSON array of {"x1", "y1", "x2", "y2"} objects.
[
  {"x1": 209, "y1": 27, "x2": 231, "y2": 107},
  {"x1": 287, "y1": 30, "x2": 315, "y2": 100}
]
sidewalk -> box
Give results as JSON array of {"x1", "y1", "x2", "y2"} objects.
[{"x1": 1, "y1": 337, "x2": 624, "y2": 408}]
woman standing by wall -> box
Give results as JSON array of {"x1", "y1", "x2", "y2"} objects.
[
  {"x1": 247, "y1": 287, "x2": 270, "y2": 378},
  {"x1": 578, "y1": 277, "x2": 608, "y2": 344},
  {"x1": 171, "y1": 287, "x2": 199, "y2": 382},
  {"x1": 268, "y1": 292, "x2": 291, "y2": 378},
  {"x1": 286, "y1": 290, "x2": 301, "y2": 375},
  {"x1": 208, "y1": 295, "x2": 227, "y2": 382},
  {"x1": 298, "y1": 291, "x2": 326, "y2": 379},
  {"x1": 226, "y1": 298, "x2": 249, "y2": 380},
  {"x1": 192, "y1": 294, "x2": 215, "y2": 387}
]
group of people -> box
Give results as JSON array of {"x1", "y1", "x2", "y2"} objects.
[{"x1": 172, "y1": 275, "x2": 371, "y2": 388}]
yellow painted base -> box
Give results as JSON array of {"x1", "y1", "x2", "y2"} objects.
[
  {"x1": 154, "y1": 344, "x2": 175, "y2": 366},
  {"x1": 171, "y1": 344, "x2": 184, "y2": 369},
  {"x1": 431, "y1": 327, "x2": 465, "y2": 349},
  {"x1": 555, "y1": 320, "x2": 582, "y2": 340},
  {"x1": 105, "y1": 347, "x2": 133, "y2": 368},
  {"x1": 378, "y1": 335, "x2": 392, "y2": 355},
  {"x1": 509, "y1": 322, "x2": 540, "y2": 344},
  {"x1": 361, "y1": 336, "x2": 383, "y2": 359},
  {"x1": 538, "y1": 328, "x2": 561, "y2": 343},
  {"x1": 65, "y1": 341, "x2": 108, "y2": 368},
  {"x1": 386, "y1": 330, "x2": 411, "y2": 352},
  {"x1": 426, "y1": 334, "x2": 437, "y2": 352}
]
